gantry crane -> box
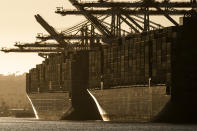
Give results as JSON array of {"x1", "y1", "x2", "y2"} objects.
[
  {"x1": 67, "y1": 0, "x2": 112, "y2": 37},
  {"x1": 14, "y1": 42, "x2": 67, "y2": 48},
  {"x1": 79, "y1": 1, "x2": 197, "y2": 8},
  {"x1": 4, "y1": 0, "x2": 196, "y2": 55},
  {"x1": 1, "y1": 47, "x2": 63, "y2": 53},
  {"x1": 35, "y1": 14, "x2": 108, "y2": 47},
  {"x1": 36, "y1": 15, "x2": 134, "y2": 42},
  {"x1": 14, "y1": 40, "x2": 96, "y2": 50},
  {"x1": 56, "y1": 0, "x2": 122, "y2": 44},
  {"x1": 56, "y1": 0, "x2": 197, "y2": 34},
  {"x1": 1, "y1": 46, "x2": 64, "y2": 58},
  {"x1": 34, "y1": 14, "x2": 103, "y2": 52},
  {"x1": 1, "y1": 39, "x2": 92, "y2": 58}
]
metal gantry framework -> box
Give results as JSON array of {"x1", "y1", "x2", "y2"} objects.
[
  {"x1": 1, "y1": 0, "x2": 197, "y2": 55},
  {"x1": 35, "y1": 14, "x2": 113, "y2": 47},
  {"x1": 79, "y1": 1, "x2": 197, "y2": 8},
  {"x1": 56, "y1": 0, "x2": 197, "y2": 32},
  {"x1": 1, "y1": 41, "x2": 64, "y2": 58},
  {"x1": 34, "y1": 14, "x2": 69, "y2": 47},
  {"x1": 1, "y1": 47, "x2": 63, "y2": 53},
  {"x1": 14, "y1": 42, "x2": 66, "y2": 48}
]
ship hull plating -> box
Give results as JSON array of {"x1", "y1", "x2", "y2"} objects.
[
  {"x1": 89, "y1": 86, "x2": 170, "y2": 122},
  {"x1": 28, "y1": 92, "x2": 71, "y2": 120}
]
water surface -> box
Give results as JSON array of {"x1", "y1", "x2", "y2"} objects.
[{"x1": 0, "y1": 117, "x2": 196, "y2": 131}]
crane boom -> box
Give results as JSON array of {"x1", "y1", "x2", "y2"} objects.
[
  {"x1": 1, "y1": 47, "x2": 63, "y2": 53},
  {"x1": 79, "y1": 1, "x2": 197, "y2": 8},
  {"x1": 56, "y1": 9, "x2": 193, "y2": 15},
  {"x1": 14, "y1": 42, "x2": 66, "y2": 48},
  {"x1": 35, "y1": 14, "x2": 68, "y2": 46},
  {"x1": 56, "y1": 0, "x2": 112, "y2": 37}
]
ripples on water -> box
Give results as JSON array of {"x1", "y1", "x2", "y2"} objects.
[{"x1": 0, "y1": 117, "x2": 197, "y2": 131}]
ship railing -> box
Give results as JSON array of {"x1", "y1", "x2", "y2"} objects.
[{"x1": 89, "y1": 83, "x2": 167, "y2": 90}]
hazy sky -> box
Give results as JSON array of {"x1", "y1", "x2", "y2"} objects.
[
  {"x1": 0, "y1": 0, "x2": 186, "y2": 75},
  {"x1": 0, "y1": 0, "x2": 83, "y2": 75}
]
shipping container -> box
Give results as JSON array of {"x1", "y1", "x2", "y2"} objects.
[{"x1": 27, "y1": 26, "x2": 180, "y2": 93}]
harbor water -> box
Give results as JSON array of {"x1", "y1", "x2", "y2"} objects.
[{"x1": 0, "y1": 117, "x2": 196, "y2": 131}]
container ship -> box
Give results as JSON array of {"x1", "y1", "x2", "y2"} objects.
[
  {"x1": 26, "y1": 53, "x2": 72, "y2": 120},
  {"x1": 88, "y1": 16, "x2": 197, "y2": 123},
  {"x1": 3, "y1": 0, "x2": 197, "y2": 122},
  {"x1": 25, "y1": 15, "x2": 197, "y2": 122}
]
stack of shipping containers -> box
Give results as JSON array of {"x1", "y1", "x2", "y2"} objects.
[
  {"x1": 88, "y1": 49, "x2": 101, "y2": 89},
  {"x1": 101, "y1": 26, "x2": 179, "y2": 89},
  {"x1": 62, "y1": 57, "x2": 72, "y2": 92},
  {"x1": 26, "y1": 26, "x2": 179, "y2": 93}
]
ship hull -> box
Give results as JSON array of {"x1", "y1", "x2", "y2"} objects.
[
  {"x1": 27, "y1": 92, "x2": 71, "y2": 120},
  {"x1": 89, "y1": 85, "x2": 170, "y2": 122}
]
